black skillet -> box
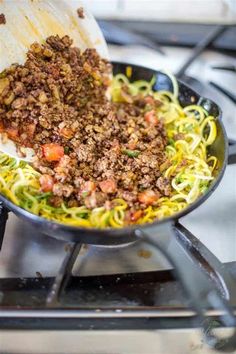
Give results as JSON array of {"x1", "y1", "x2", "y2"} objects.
[{"x1": 0, "y1": 62, "x2": 236, "y2": 351}]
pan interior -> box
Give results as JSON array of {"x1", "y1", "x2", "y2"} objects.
[{"x1": 0, "y1": 62, "x2": 227, "y2": 244}]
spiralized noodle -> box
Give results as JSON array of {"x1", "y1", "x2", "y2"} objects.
[{"x1": 0, "y1": 72, "x2": 218, "y2": 228}]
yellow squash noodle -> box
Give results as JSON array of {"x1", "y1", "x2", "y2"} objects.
[{"x1": 0, "y1": 72, "x2": 218, "y2": 228}]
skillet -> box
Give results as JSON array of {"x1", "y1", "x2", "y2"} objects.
[{"x1": 0, "y1": 62, "x2": 236, "y2": 351}]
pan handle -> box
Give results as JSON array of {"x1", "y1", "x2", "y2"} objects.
[
  {"x1": 136, "y1": 222, "x2": 236, "y2": 352},
  {"x1": 0, "y1": 204, "x2": 8, "y2": 250}
]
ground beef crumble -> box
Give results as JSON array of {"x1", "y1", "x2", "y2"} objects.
[
  {"x1": 0, "y1": 13, "x2": 6, "y2": 25},
  {"x1": 77, "y1": 7, "x2": 85, "y2": 19},
  {"x1": 0, "y1": 35, "x2": 171, "y2": 215}
]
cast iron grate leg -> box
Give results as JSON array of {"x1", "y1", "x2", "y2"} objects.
[{"x1": 46, "y1": 242, "x2": 82, "y2": 307}]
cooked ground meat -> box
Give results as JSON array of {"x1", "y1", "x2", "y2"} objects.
[
  {"x1": 0, "y1": 35, "x2": 171, "y2": 211},
  {"x1": 156, "y1": 177, "x2": 171, "y2": 196},
  {"x1": 77, "y1": 7, "x2": 85, "y2": 19},
  {"x1": 0, "y1": 13, "x2": 6, "y2": 25}
]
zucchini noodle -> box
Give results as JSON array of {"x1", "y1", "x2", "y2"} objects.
[{"x1": 0, "y1": 72, "x2": 218, "y2": 228}]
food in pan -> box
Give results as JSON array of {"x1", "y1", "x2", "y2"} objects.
[{"x1": 0, "y1": 36, "x2": 217, "y2": 228}]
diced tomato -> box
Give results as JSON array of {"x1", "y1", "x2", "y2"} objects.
[
  {"x1": 6, "y1": 127, "x2": 19, "y2": 141},
  {"x1": 138, "y1": 190, "x2": 160, "y2": 205},
  {"x1": 128, "y1": 140, "x2": 137, "y2": 150},
  {"x1": 144, "y1": 110, "x2": 158, "y2": 125},
  {"x1": 130, "y1": 210, "x2": 143, "y2": 222},
  {"x1": 39, "y1": 174, "x2": 54, "y2": 192},
  {"x1": 80, "y1": 181, "x2": 96, "y2": 196},
  {"x1": 99, "y1": 179, "x2": 117, "y2": 194},
  {"x1": 59, "y1": 127, "x2": 74, "y2": 139},
  {"x1": 0, "y1": 121, "x2": 4, "y2": 133},
  {"x1": 42, "y1": 143, "x2": 64, "y2": 162},
  {"x1": 144, "y1": 96, "x2": 155, "y2": 105}
]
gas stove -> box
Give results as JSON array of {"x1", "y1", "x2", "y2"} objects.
[{"x1": 0, "y1": 31, "x2": 236, "y2": 354}]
